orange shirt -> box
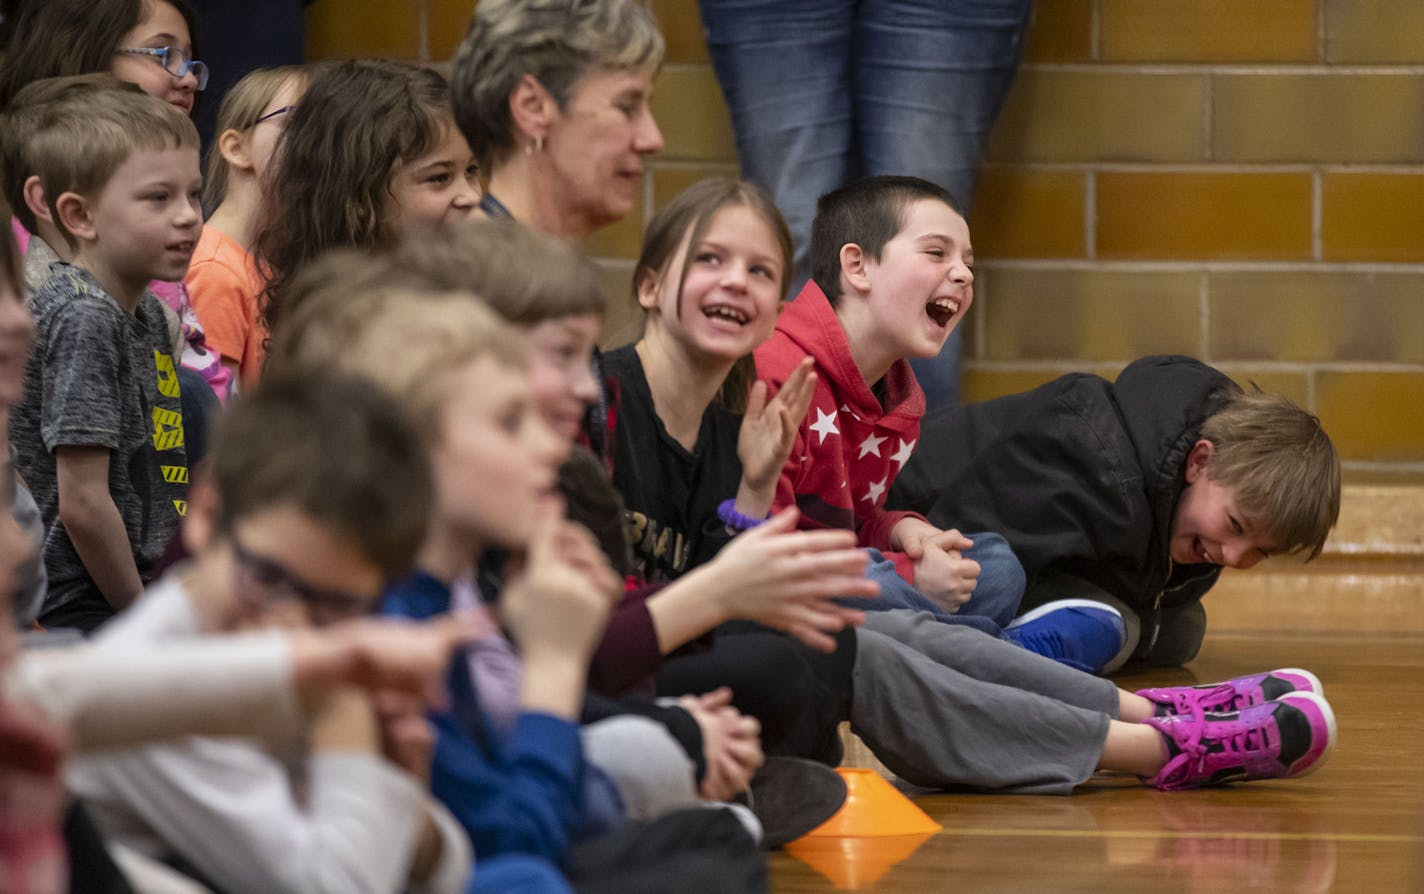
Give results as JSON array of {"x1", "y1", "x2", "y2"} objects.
[{"x1": 184, "y1": 226, "x2": 267, "y2": 391}]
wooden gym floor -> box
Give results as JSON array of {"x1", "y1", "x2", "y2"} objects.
[{"x1": 769, "y1": 482, "x2": 1424, "y2": 893}]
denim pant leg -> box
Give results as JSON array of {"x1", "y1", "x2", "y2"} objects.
[
  {"x1": 956, "y1": 531, "x2": 1026, "y2": 629},
  {"x1": 698, "y1": 0, "x2": 856, "y2": 286},
  {"x1": 840, "y1": 547, "x2": 1009, "y2": 637},
  {"x1": 856, "y1": 0, "x2": 1034, "y2": 409}
]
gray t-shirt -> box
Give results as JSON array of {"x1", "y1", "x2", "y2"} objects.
[{"x1": 10, "y1": 263, "x2": 189, "y2": 618}]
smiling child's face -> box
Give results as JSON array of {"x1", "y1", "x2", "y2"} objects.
[{"x1": 1169, "y1": 440, "x2": 1277, "y2": 569}]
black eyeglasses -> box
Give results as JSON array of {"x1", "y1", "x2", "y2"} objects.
[
  {"x1": 114, "y1": 46, "x2": 210, "y2": 91},
  {"x1": 229, "y1": 533, "x2": 373, "y2": 622},
  {"x1": 255, "y1": 104, "x2": 296, "y2": 125}
]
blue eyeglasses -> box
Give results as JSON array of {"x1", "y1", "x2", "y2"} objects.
[{"x1": 114, "y1": 46, "x2": 209, "y2": 91}]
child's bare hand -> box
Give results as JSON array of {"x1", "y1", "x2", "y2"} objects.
[
  {"x1": 678, "y1": 687, "x2": 763, "y2": 802},
  {"x1": 374, "y1": 690, "x2": 435, "y2": 784},
  {"x1": 501, "y1": 501, "x2": 620, "y2": 666},
  {"x1": 910, "y1": 533, "x2": 981, "y2": 612},
  {"x1": 737, "y1": 358, "x2": 816, "y2": 497},
  {"x1": 297, "y1": 614, "x2": 482, "y2": 708},
  {"x1": 702, "y1": 507, "x2": 876, "y2": 652}
]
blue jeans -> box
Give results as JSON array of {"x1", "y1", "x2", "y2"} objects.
[
  {"x1": 699, "y1": 0, "x2": 1034, "y2": 409},
  {"x1": 838, "y1": 532, "x2": 1025, "y2": 637}
]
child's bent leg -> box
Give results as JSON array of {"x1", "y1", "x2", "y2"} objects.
[
  {"x1": 849, "y1": 626, "x2": 1111, "y2": 793},
  {"x1": 955, "y1": 531, "x2": 1025, "y2": 629},
  {"x1": 1142, "y1": 601, "x2": 1208, "y2": 668},
  {"x1": 860, "y1": 609, "x2": 1119, "y2": 716},
  {"x1": 1098, "y1": 719, "x2": 1169, "y2": 777},
  {"x1": 581, "y1": 716, "x2": 696, "y2": 823}
]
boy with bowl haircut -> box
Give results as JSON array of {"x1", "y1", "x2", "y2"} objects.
[
  {"x1": 890, "y1": 356, "x2": 1341, "y2": 671},
  {"x1": 9, "y1": 83, "x2": 198, "y2": 632},
  {"x1": 754, "y1": 175, "x2": 1123, "y2": 670},
  {"x1": 68, "y1": 372, "x2": 476, "y2": 894}
]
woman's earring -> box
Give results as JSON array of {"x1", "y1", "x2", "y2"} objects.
[{"x1": 525, "y1": 135, "x2": 544, "y2": 156}]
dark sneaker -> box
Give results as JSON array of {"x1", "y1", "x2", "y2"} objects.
[
  {"x1": 1004, "y1": 599, "x2": 1127, "y2": 674},
  {"x1": 1143, "y1": 692, "x2": 1337, "y2": 791},
  {"x1": 1138, "y1": 668, "x2": 1323, "y2": 717},
  {"x1": 742, "y1": 757, "x2": 847, "y2": 849}
]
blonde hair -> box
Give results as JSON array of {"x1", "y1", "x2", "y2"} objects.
[
  {"x1": 266, "y1": 284, "x2": 525, "y2": 442},
  {"x1": 1201, "y1": 390, "x2": 1341, "y2": 560},
  {"x1": 24, "y1": 81, "x2": 198, "y2": 249},
  {"x1": 451, "y1": 0, "x2": 664, "y2": 169},
  {"x1": 203, "y1": 65, "x2": 306, "y2": 213},
  {"x1": 266, "y1": 218, "x2": 604, "y2": 350}
]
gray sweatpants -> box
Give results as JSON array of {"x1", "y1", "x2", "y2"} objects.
[{"x1": 850, "y1": 610, "x2": 1119, "y2": 794}]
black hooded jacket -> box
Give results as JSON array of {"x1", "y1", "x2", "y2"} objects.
[{"x1": 888, "y1": 355, "x2": 1241, "y2": 637}]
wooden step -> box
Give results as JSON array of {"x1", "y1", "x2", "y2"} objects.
[
  {"x1": 1207, "y1": 482, "x2": 1424, "y2": 633},
  {"x1": 1319, "y1": 483, "x2": 1424, "y2": 564}
]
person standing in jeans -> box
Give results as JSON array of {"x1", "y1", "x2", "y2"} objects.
[{"x1": 698, "y1": 0, "x2": 1033, "y2": 410}]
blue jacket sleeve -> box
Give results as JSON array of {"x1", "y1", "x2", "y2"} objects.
[{"x1": 428, "y1": 709, "x2": 584, "y2": 864}]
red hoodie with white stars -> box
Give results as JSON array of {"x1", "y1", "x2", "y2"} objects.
[{"x1": 754, "y1": 281, "x2": 929, "y2": 583}]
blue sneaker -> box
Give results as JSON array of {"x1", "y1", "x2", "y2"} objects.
[{"x1": 1004, "y1": 599, "x2": 1127, "y2": 674}]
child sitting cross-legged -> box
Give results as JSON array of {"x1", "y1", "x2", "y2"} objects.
[
  {"x1": 602, "y1": 177, "x2": 1341, "y2": 796},
  {"x1": 266, "y1": 282, "x2": 768, "y2": 889},
  {"x1": 66, "y1": 373, "x2": 478, "y2": 894}
]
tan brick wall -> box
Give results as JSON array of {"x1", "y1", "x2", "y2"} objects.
[{"x1": 307, "y1": 0, "x2": 1424, "y2": 470}]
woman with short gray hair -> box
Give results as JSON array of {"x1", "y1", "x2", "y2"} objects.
[{"x1": 451, "y1": 0, "x2": 665, "y2": 239}]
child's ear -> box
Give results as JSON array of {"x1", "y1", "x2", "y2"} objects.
[
  {"x1": 839, "y1": 243, "x2": 871, "y2": 296},
  {"x1": 1184, "y1": 439, "x2": 1214, "y2": 483},
  {"x1": 634, "y1": 268, "x2": 661, "y2": 312},
  {"x1": 217, "y1": 127, "x2": 253, "y2": 173},
  {"x1": 52, "y1": 191, "x2": 96, "y2": 243},
  {"x1": 509, "y1": 73, "x2": 555, "y2": 149},
  {"x1": 180, "y1": 474, "x2": 221, "y2": 555},
  {"x1": 21, "y1": 175, "x2": 53, "y2": 225}
]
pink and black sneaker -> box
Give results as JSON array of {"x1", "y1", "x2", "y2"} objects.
[
  {"x1": 1142, "y1": 691, "x2": 1337, "y2": 791},
  {"x1": 1137, "y1": 668, "x2": 1323, "y2": 718}
]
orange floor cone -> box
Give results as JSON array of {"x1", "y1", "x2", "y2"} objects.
[
  {"x1": 801, "y1": 768, "x2": 942, "y2": 838},
  {"x1": 784, "y1": 833, "x2": 936, "y2": 890},
  {"x1": 784, "y1": 770, "x2": 941, "y2": 889}
]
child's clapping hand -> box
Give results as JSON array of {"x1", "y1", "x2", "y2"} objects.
[{"x1": 734, "y1": 357, "x2": 816, "y2": 513}]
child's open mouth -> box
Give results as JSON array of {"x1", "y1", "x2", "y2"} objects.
[
  {"x1": 703, "y1": 304, "x2": 750, "y2": 327},
  {"x1": 926, "y1": 297, "x2": 960, "y2": 328}
]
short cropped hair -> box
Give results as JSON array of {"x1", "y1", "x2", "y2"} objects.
[
  {"x1": 1201, "y1": 390, "x2": 1341, "y2": 561},
  {"x1": 209, "y1": 372, "x2": 433, "y2": 575},
  {"x1": 266, "y1": 284, "x2": 525, "y2": 443},
  {"x1": 451, "y1": 0, "x2": 664, "y2": 169},
  {"x1": 0, "y1": 74, "x2": 140, "y2": 235},
  {"x1": 24, "y1": 83, "x2": 199, "y2": 249},
  {"x1": 268, "y1": 218, "x2": 604, "y2": 349},
  {"x1": 809, "y1": 175, "x2": 963, "y2": 307}
]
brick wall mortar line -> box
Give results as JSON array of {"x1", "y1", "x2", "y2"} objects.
[
  {"x1": 964, "y1": 360, "x2": 1424, "y2": 374},
  {"x1": 1090, "y1": 0, "x2": 1101, "y2": 62},
  {"x1": 1307, "y1": 367, "x2": 1317, "y2": 412},
  {"x1": 1316, "y1": 0, "x2": 1327, "y2": 64},
  {"x1": 1085, "y1": 171, "x2": 1097, "y2": 259},
  {"x1": 1018, "y1": 63, "x2": 1424, "y2": 76},
  {"x1": 1342, "y1": 461, "x2": 1424, "y2": 474},
  {"x1": 1204, "y1": 70, "x2": 1215, "y2": 162},
  {"x1": 978, "y1": 162, "x2": 1424, "y2": 174},
  {"x1": 416, "y1": 0, "x2": 429, "y2": 64},
  {"x1": 977, "y1": 259, "x2": 1424, "y2": 273},
  {"x1": 1199, "y1": 271, "x2": 1210, "y2": 359},
  {"x1": 1313, "y1": 169, "x2": 1324, "y2": 260}
]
